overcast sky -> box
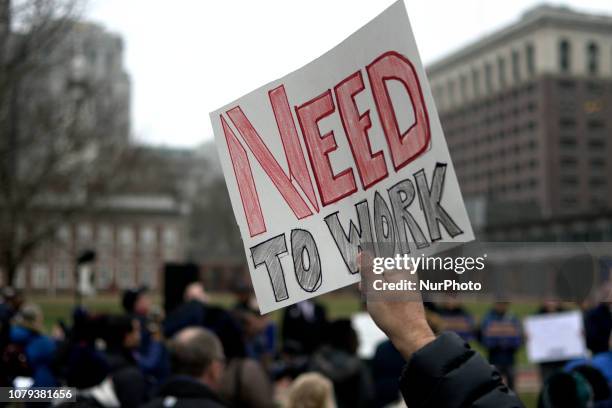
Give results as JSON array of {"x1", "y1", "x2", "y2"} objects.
[{"x1": 87, "y1": 0, "x2": 612, "y2": 148}]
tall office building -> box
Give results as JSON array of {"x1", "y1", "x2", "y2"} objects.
[{"x1": 428, "y1": 5, "x2": 612, "y2": 239}]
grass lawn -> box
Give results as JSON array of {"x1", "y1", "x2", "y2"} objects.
[{"x1": 29, "y1": 291, "x2": 540, "y2": 407}]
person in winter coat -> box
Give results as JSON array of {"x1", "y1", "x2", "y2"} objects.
[
  {"x1": 370, "y1": 340, "x2": 405, "y2": 407},
  {"x1": 309, "y1": 319, "x2": 373, "y2": 408},
  {"x1": 163, "y1": 283, "x2": 245, "y2": 361},
  {"x1": 281, "y1": 300, "x2": 328, "y2": 354},
  {"x1": 142, "y1": 327, "x2": 227, "y2": 408},
  {"x1": 9, "y1": 303, "x2": 58, "y2": 387},
  {"x1": 479, "y1": 302, "x2": 523, "y2": 389},
  {"x1": 362, "y1": 263, "x2": 524, "y2": 408},
  {"x1": 122, "y1": 286, "x2": 169, "y2": 383},
  {"x1": 584, "y1": 302, "x2": 612, "y2": 355}
]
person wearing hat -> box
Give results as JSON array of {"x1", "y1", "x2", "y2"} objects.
[
  {"x1": 122, "y1": 286, "x2": 169, "y2": 384},
  {"x1": 9, "y1": 303, "x2": 58, "y2": 387}
]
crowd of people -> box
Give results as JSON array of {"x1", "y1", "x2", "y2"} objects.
[{"x1": 1, "y1": 281, "x2": 611, "y2": 407}]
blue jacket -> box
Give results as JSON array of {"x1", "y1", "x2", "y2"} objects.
[
  {"x1": 480, "y1": 310, "x2": 522, "y2": 366},
  {"x1": 9, "y1": 326, "x2": 58, "y2": 387}
]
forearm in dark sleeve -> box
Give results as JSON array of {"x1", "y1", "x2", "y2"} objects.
[{"x1": 399, "y1": 332, "x2": 524, "y2": 408}]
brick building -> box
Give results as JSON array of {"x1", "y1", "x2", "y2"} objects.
[
  {"x1": 427, "y1": 5, "x2": 612, "y2": 239},
  {"x1": 13, "y1": 195, "x2": 188, "y2": 292}
]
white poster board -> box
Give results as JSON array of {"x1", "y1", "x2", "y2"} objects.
[
  {"x1": 524, "y1": 310, "x2": 587, "y2": 363},
  {"x1": 210, "y1": 0, "x2": 474, "y2": 313},
  {"x1": 352, "y1": 312, "x2": 388, "y2": 358}
]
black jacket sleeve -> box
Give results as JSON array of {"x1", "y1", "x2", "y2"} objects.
[{"x1": 399, "y1": 332, "x2": 525, "y2": 408}]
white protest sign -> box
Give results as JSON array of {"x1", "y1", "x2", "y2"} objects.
[
  {"x1": 210, "y1": 0, "x2": 474, "y2": 313},
  {"x1": 352, "y1": 312, "x2": 388, "y2": 359},
  {"x1": 524, "y1": 311, "x2": 587, "y2": 363}
]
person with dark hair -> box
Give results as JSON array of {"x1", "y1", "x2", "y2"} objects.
[
  {"x1": 438, "y1": 297, "x2": 476, "y2": 342},
  {"x1": 163, "y1": 282, "x2": 245, "y2": 360},
  {"x1": 309, "y1": 319, "x2": 373, "y2": 408},
  {"x1": 480, "y1": 302, "x2": 523, "y2": 390},
  {"x1": 122, "y1": 286, "x2": 169, "y2": 383},
  {"x1": 281, "y1": 300, "x2": 328, "y2": 354},
  {"x1": 234, "y1": 296, "x2": 277, "y2": 367},
  {"x1": 371, "y1": 339, "x2": 405, "y2": 407},
  {"x1": 584, "y1": 303, "x2": 612, "y2": 355},
  {"x1": 143, "y1": 327, "x2": 226, "y2": 408},
  {"x1": 571, "y1": 365, "x2": 612, "y2": 407},
  {"x1": 101, "y1": 315, "x2": 147, "y2": 407},
  {"x1": 220, "y1": 298, "x2": 275, "y2": 408},
  {"x1": 538, "y1": 371, "x2": 593, "y2": 408},
  {"x1": 57, "y1": 310, "x2": 110, "y2": 390}
]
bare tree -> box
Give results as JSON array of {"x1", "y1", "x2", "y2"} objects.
[{"x1": 0, "y1": 0, "x2": 132, "y2": 285}]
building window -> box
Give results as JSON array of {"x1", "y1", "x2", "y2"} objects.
[
  {"x1": 54, "y1": 258, "x2": 72, "y2": 289},
  {"x1": 139, "y1": 262, "x2": 158, "y2": 288},
  {"x1": 560, "y1": 117, "x2": 576, "y2": 128},
  {"x1": 484, "y1": 63, "x2": 493, "y2": 94},
  {"x1": 57, "y1": 225, "x2": 71, "y2": 244},
  {"x1": 119, "y1": 226, "x2": 134, "y2": 248},
  {"x1": 472, "y1": 68, "x2": 480, "y2": 97},
  {"x1": 588, "y1": 139, "x2": 606, "y2": 149},
  {"x1": 96, "y1": 262, "x2": 113, "y2": 289},
  {"x1": 78, "y1": 224, "x2": 93, "y2": 243},
  {"x1": 447, "y1": 79, "x2": 456, "y2": 105},
  {"x1": 32, "y1": 264, "x2": 49, "y2": 289},
  {"x1": 512, "y1": 50, "x2": 521, "y2": 82},
  {"x1": 560, "y1": 137, "x2": 576, "y2": 147},
  {"x1": 98, "y1": 224, "x2": 113, "y2": 245},
  {"x1": 117, "y1": 261, "x2": 134, "y2": 289},
  {"x1": 561, "y1": 156, "x2": 577, "y2": 167},
  {"x1": 559, "y1": 39, "x2": 571, "y2": 73},
  {"x1": 587, "y1": 42, "x2": 599, "y2": 75},
  {"x1": 526, "y1": 43, "x2": 535, "y2": 76},
  {"x1": 497, "y1": 56, "x2": 506, "y2": 88},
  {"x1": 140, "y1": 226, "x2": 157, "y2": 248},
  {"x1": 460, "y1": 74, "x2": 468, "y2": 101},
  {"x1": 562, "y1": 176, "x2": 578, "y2": 186}
]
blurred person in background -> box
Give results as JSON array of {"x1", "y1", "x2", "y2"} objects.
[
  {"x1": 479, "y1": 302, "x2": 523, "y2": 390},
  {"x1": 143, "y1": 327, "x2": 226, "y2": 408},
  {"x1": 570, "y1": 364, "x2": 612, "y2": 407},
  {"x1": 100, "y1": 314, "x2": 147, "y2": 407},
  {"x1": 269, "y1": 340, "x2": 311, "y2": 398},
  {"x1": 285, "y1": 372, "x2": 336, "y2": 408},
  {"x1": 282, "y1": 299, "x2": 328, "y2": 354},
  {"x1": 362, "y1": 273, "x2": 523, "y2": 407},
  {"x1": 54, "y1": 310, "x2": 110, "y2": 393},
  {"x1": 370, "y1": 339, "x2": 405, "y2": 407},
  {"x1": 584, "y1": 301, "x2": 612, "y2": 356},
  {"x1": 437, "y1": 296, "x2": 476, "y2": 342},
  {"x1": 232, "y1": 282, "x2": 253, "y2": 310},
  {"x1": 537, "y1": 371, "x2": 593, "y2": 408},
  {"x1": 0, "y1": 287, "x2": 24, "y2": 387},
  {"x1": 8, "y1": 303, "x2": 58, "y2": 388},
  {"x1": 122, "y1": 286, "x2": 169, "y2": 382},
  {"x1": 234, "y1": 295, "x2": 277, "y2": 368},
  {"x1": 218, "y1": 293, "x2": 274, "y2": 408},
  {"x1": 309, "y1": 319, "x2": 373, "y2": 408},
  {"x1": 164, "y1": 282, "x2": 245, "y2": 360},
  {"x1": 218, "y1": 337, "x2": 275, "y2": 408}
]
